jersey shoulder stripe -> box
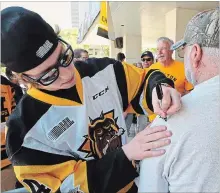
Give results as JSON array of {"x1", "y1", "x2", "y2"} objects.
[
  {"x1": 75, "y1": 57, "x2": 117, "y2": 78},
  {"x1": 12, "y1": 147, "x2": 77, "y2": 166}
]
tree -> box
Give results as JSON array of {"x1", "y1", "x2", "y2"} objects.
[{"x1": 59, "y1": 28, "x2": 109, "y2": 57}]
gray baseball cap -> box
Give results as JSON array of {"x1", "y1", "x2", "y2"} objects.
[{"x1": 171, "y1": 7, "x2": 219, "y2": 50}]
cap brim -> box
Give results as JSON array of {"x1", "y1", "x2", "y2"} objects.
[
  {"x1": 171, "y1": 39, "x2": 186, "y2": 50},
  {"x1": 141, "y1": 54, "x2": 148, "y2": 58}
]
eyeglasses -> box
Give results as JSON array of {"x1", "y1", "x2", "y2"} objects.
[
  {"x1": 177, "y1": 42, "x2": 187, "y2": 58},
  {"x1": 142, "y1": 58, "x2": 152, "y2": 62},
  {"x1": 22, "y1": 38, "x2": 74, "y2": 86}
]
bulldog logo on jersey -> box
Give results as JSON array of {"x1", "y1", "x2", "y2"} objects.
[{"x1": 78, "y1": 110, "x2": 125, "y2": 159}]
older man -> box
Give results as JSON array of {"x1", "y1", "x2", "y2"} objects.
[
  {"x1": 148, "y1": 37, "x2": 194, "y2": 122},
  {"x1": 151, "y1": 37, "x2": 194, "y2": 96},
  {"x1": 139, "y1": 7, "x2": 220, "y2": 192}
]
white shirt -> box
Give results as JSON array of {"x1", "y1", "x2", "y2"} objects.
[{"x1": 138, "y1": 76, "x2": 220, "y2": 193}]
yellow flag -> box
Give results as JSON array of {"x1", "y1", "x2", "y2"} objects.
[
  {"x1": 97, "y1": 1, "x2": 115, "y2": 40},
  {"x1": 99, "y1": 1, "x2": 108, "y2": 31}
]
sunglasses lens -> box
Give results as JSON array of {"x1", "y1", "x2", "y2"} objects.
[
  {"x1": 40, "y1": 68, "x2": 59, "y2": 86},
  {"x1": 142, "y1": 58, "x2": 152, "y2": 62},
  {"x1": 60, "y1": 47, "x2": 73, "y2": 67},
  {"x1": 178, "y1": 47, "x2": 185, "y2": 58}
]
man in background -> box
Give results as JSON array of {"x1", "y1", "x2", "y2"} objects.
[
  {"x1": 150, "y1": 37, "x2": 193, "y2": 96},
  {"x1": 117, "y1": 52, "x2": 126, "y2": 63},
  {"x1": 139, "y1": 7, "x2": 220, "y2": 192},
  {"x1": 129, "y1": 51, "x2": 155, "y2": 136},
  {"x1": 148, "y1": 37, "x2": 194, "y2": 122},
  {"x1": 73, "y1": 48, "x2": 89, "y2": 61},
  {"x1": 141, "y1": 51, "x2": 154, "y2": 68}
]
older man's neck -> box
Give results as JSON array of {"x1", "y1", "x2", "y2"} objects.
[
  {"x1": 196, "y1": 63, "x2": 219, "y2": 85},
  {"x1": 161, "y1": 58, "x2": 174, "y2": 67}
]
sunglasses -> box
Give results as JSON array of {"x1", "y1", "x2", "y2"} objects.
[
  {"x1": 142, "y1": 58, "x2": 152, "y2": 62},
  {"x1": 22, "y1": 38, "x2": 74, "y2": 86},
  {"x1": 177, "y1": 42, "x2": 187, "y2": 58}
]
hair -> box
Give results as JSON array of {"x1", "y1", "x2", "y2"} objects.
[
  {"x1": 82, "y1": 49, "x2": 88, "y2": 54},
  {"x1": 5, "y1": 68, "x2": 14, "y2": 81},
  {"x1": 5, "y1": 70, "x2": 30, "y2": 89},
  {"x1": 157, "y1": 37, "x2": 174, "y2": 47},
  {"x1": 73, "y1": 49, "x2": 88, "y2": 59},
  {"x1": 117, "y1": 52, "x2": 125, "y2": 62}
]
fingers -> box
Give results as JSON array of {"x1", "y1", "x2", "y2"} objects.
[
  {"x1": 152, "y1": 86, "x2": 182, "y2": 117},
  {"x1": 152, "y1": 101, "x2": 166, "y2": 118},
  {"x1": 144, "y1": 130, "x2": 172, "y2": 143},
  {"x1": 152, "y1": 88, "x2": 167, "y2": 117},
  {"x1": 142, "y1": 125, "x2": 167, "y2": 135},
  {"x1": 166, "y1": 90, "x2": 181, "y2": 115},
  {"x1": 161, "y1": 88, "x2": 171, "y2": 112},
  {"x1": 142, "y1": 149, "x2": 166, "y2": 158},
  {"x1": 142, "y1": 138, "x2": 171, "y2": 151}
]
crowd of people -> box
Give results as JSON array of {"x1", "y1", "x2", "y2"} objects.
[{"x1": 0, "y1": 5, "x2": 219, "y2": 193}]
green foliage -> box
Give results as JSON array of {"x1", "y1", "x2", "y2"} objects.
[
  {"x1": 142, "y1": 47, "x2": 157, "y2": 54},
  {"x1": 59, "y1": 28, "x2": 109, "y2": 57},
  {"x1": 1, "y1": 65, "x2": 6, "y2": 74},
  {"x1": 100, "y1": 45, "x2": 109, "y2": 56},
  {"x1": 59, "y1": 28, "x2": 86, "y2": 49}
]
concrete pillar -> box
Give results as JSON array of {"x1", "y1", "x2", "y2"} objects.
[
  {"x1": 165, "y1": 8, "x2": 199, "y2": 60},
  {"x1": 122, "y1": 34, "x2": 141, "y2": 64}
]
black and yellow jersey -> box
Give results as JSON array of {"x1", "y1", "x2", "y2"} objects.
[
  {"x1": 6, "y1": 58, "x2": 174, "y2": 193},
  {"x1": 1, "y1": 75, "x2": 23, "y2": 170},
  {"x1": 1, "y1": 76, "x2": 16, "y2": 124}
]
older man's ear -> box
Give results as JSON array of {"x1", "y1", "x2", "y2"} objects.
[{"x1": 190, "y1": 44, "x2": 202, "y2": 69}]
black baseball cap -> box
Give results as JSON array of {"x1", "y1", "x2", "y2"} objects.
[
  {"x1": 141, "y1": 51, "x2": 154, "y2": 60},
  {"x1": 1, "y1": 6, "x2": 58, "y2": 73}
]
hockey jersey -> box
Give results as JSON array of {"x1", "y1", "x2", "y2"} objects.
[
  {"x1": 1, "y1": 75, "x2": 23, "y2": 170},
  {"x1": 6, "y1": 58, "x2": 174, "y2": 193}
]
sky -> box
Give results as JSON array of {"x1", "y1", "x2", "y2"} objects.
[
  {"x1": 1, "y1": 1, "x2": 110, "y2": 45},
  {"x1": 1, "y1": 2, "x2": 72, "y2": 29}
]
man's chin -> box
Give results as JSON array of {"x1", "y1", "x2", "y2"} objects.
[
  {"x1": 60, "y1": 75, "x2": 76, "y2": 89},
  {"x1": 158, "y1": 58, "x2": 165, "y2": 63},
  {"x1": 60, "y1": 82, "x2": 76, "y2": 89}
]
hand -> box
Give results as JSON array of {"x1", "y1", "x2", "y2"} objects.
[
  {"x1": 152, "y1": 86, "x2": 181, "y2": 118},
  {"x1": 122, "y1": 125, "x2": 172, "y2": 161}
]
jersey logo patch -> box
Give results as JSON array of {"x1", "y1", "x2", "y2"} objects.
[
  {"x1": 78, "y1": 110, "x2": 125, "y2": 159},
  {"x1": 36, "y1": 40, "x2": 53, "y2": 58},
  {"x1": 23, "y1": 179, "x2": 52, "y2": 193},
  {"x1": 48, "y1": 117, "x2": 74, "y2": 141},
  {"x1": 92, "y1": 86, "x2": 109, "y2": 100}
]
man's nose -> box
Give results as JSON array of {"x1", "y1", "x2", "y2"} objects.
[{"x1": 157, "y1": 49, "x2": 162, "y2": 54}]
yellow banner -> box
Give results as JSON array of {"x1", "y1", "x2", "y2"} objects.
[
  {"x1": 99, "y1": 1, "x2": 108, "y2": 31},
  {"x1": 97, "y1": 1, "x2": 115, "y2": 40}
]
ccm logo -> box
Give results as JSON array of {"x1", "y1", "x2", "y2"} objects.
[{"x1": 93, "y1": 86, "x2": 109, "y2": 100}]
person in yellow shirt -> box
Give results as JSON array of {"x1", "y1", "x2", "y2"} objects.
[{"x1": 148, "y1": 37, "x2": 193, "y2": 122}]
